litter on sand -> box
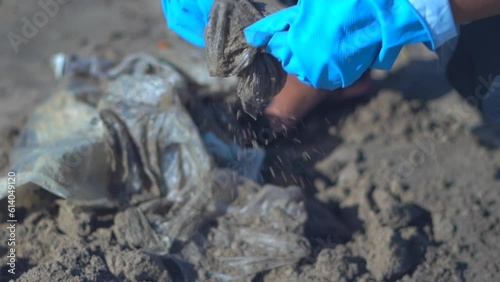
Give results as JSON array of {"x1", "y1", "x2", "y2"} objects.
[{"x1": 0, "y1": 52, "x2": 309, "y2": 280}]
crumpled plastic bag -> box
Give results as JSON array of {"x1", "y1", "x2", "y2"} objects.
[
  {"x1": 0, "y1": 52, "x2": 310, "y2": 281},
  {"x1": 205, "y1": 0, "x2": 287, "y2": 118},
  {"x1": 114, "y1": 178, "x2": 311, "y2": 281},
  {"x1": 179, "y1": 184, "x2": 311, "y2": 281},
  {"x1": 98, "y1": 64, "x2": 212, "y2": 202},
  {"x1": 0, "y1": 53, "x2": 212, "y2": 208}
]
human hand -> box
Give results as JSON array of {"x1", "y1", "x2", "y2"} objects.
[
  {"x1": 161, "y1": 0, "x2": 214, "y2": 47},
  {"x1": 244, "y1": 0, "x2": 435, "y2": 90}
]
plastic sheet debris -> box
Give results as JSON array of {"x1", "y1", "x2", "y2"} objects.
[
  {"x1": 181, "y1": 184, "x2": 311, "y2": 281},
  {"x1": 1, "y1": 85, "x2": 114, "y2": 207},
  {"x1": 203, "y1": 132, "x2": 265, "y2": 182},
  {"x1": 0, "y1": 52, "x2": 310, "y2": 281},
  {"x1": 205, "y1": 0, "x2": 287, "y2": 118},
  {"x1": 0, "y1": 53, "x2": 211, "y2": 208}
]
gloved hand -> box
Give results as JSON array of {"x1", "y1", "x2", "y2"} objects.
[
  {"x1": 244, "y1": 0, "x2": 436, "y2": 90},
  {"x1": 161, "y1": 0, "x2": 214, "y2": 47}
]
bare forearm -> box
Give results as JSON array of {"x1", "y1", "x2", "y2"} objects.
[{"x1": 450, "y1": 0, "x2": 500, "y2": 23}]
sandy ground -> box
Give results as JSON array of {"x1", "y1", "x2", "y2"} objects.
[{"x1": 0, "y1": 0, "x2": 499, "y2": 281}]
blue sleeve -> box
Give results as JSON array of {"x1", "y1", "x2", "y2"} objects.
[{"x1": 407, "y1": 0, "x2": 458, "y2": 48}]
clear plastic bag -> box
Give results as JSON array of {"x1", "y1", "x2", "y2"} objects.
[{"x1": 0, "y1": 53, "x2": 211, "y2": 208}]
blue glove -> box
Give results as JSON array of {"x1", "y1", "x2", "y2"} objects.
[
  {"x1": 244, "y1": 0, "x2": 436, "y2": 90},
  {"x1": 161, "y1": 0, "x2": 214, "y2": 47}
]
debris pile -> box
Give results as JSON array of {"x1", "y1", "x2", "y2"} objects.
[{"x1": 0, "y1": 53, "x2": 309, "y2": 281}]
